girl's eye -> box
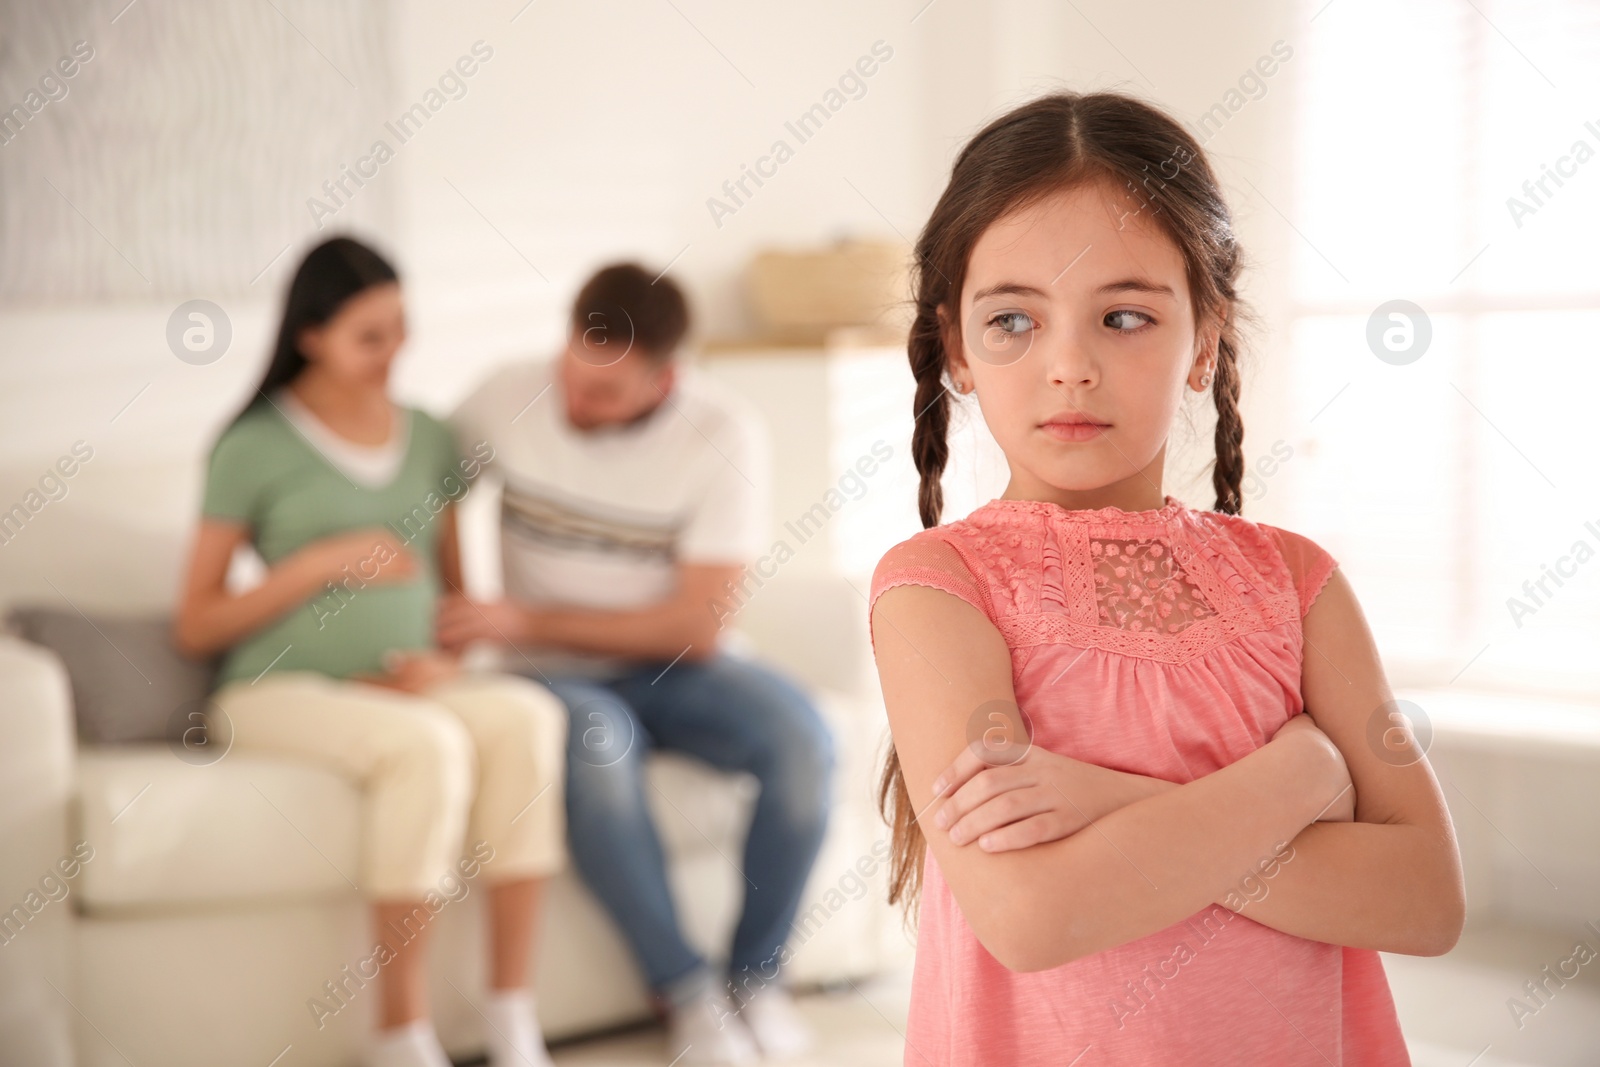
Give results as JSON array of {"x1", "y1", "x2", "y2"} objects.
[
  {"x1": 986, "y1": 311, "x2": 1035, "y2": 335},
  {"x1": 1105, "y1": 309, "x2": 1153, "y2": 332}
]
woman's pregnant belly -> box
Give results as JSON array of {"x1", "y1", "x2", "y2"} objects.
[{"x1": 217, "y1": 580, "x2": 436, "y2": 687}]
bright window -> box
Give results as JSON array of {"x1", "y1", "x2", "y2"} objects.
[{"x1": 1289, "y1": 0, "x2": 1600, "y2": 698}]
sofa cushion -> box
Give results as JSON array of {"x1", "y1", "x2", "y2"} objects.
[
  {"x1": 76, "y1": 749, "x2": 361, "y2": 910},
  {"x1": 5, "y1": 607, "x2": 217, "y2": 745},
  {"x1": 75, "y1": 745, "x2": 756, "y2": 912}
]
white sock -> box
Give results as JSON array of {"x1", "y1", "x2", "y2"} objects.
[
  {"x1": 667, "y1": 984, "x2": 758, "y2": 1066},
  {"x1": 367, "y1": 1019, "x2": 452, "y2": 1067},
  {"x1": 484, "y1": 989, "x2": 554, "y2": 1067},
  {"x1": 739, "y1": 982, "x2": 813, "y2": 1059}
]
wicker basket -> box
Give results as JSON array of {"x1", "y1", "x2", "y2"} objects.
[{"x1": 747, "y1": 239, "x2": 912, "y2": 341}]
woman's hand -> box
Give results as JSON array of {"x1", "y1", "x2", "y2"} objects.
[
  {"x1": 1272, "y1": 712, "x2": 1356, "y2": 822},
  {"x1": 174, "y1": 522, "x2": 422, "y2": 659},
  {"x1": 352, "y1": 649, "x2": 461, "y2": 694},
  {"x1": 292, "y1": 528, "x2": 421, "y2": 588}
]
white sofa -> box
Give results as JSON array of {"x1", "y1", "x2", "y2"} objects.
[{"x1": 0, "y1": 492, "x2": 910, "y2": 1067}]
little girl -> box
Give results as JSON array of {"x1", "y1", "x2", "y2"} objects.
[
  {"x1": 173, "y1": 237, "x2": 567, "y2": 1067},
  {"x1": 869, "y1": 92, "x2": 1464, "y2": 1065}
]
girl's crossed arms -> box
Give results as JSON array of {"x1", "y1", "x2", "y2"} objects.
[{"x1": 877, "y1": 564, "x2": 1465, "y2": 970}]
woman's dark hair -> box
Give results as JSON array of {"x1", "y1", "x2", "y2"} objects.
[
  {"x1": 877, "y1": 91, "x2": 1248, "y2": 921},
  {"x1": 231, "y1": 235, "x2": 400, "y2": 425}
]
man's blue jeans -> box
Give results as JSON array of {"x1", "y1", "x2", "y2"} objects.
[{"x1": 531, "y1": 651, "x2": 835, "y2": 1009}]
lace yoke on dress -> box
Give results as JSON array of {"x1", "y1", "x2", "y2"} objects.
[{"x1": 868, "y1": 495, "x2": 1337, "y2": 665}]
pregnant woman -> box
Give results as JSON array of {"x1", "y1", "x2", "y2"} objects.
[{"x1": 173, "y1": 236, "x2": 567, "y2": 1067}]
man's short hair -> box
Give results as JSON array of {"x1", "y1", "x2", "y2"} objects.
[{"x1": 571, "y1": 263, "x2": 691, "y2": 361}]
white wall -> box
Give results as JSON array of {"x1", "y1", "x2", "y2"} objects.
[{"x1": 0, "y1": 0, "x2": 1297, "y2": 608}]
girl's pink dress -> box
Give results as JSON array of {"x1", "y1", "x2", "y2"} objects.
[{"x1": 869, "y1": 495, "x2": 1411, "y2": 1066}]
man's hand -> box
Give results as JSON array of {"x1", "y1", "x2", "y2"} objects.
[
  {"x1": 435, "y1": 593, "x2": 537, "y2": 652},
  {"x1": 352, "y1": 649, "x2": 462, "y2": 694}
]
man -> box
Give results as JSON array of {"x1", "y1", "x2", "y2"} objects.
[{"x1": 441, "y1": 263, "x2": 834, "y2": 1066}]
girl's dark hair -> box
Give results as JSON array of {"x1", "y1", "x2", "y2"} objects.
[
  {"x1": 877, "y1": 91, "x2": 1247, "y2": 919},
  {"x1": 231, "y1": 235, "x2": 400, "y2": 425}
]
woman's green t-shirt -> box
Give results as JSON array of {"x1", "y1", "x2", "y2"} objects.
[{"x1": 201, "y1": 402, "x2": 475, "y2": 689}]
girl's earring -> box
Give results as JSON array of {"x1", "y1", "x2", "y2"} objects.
[{"x1": 1197, "y1": 371, "x2": 1213, "y2": 390}]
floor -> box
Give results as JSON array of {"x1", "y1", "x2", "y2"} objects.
[
  {"x1": 530, "y1": 921, "x2": 1600, "y2": 1066},
  {"x1": 541, "y1": 968, "x2": 913, "y2": 1067}
]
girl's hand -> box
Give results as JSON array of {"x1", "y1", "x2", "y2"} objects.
[
  {"x1": 930, "y1": 742, "x2": 1100, "y2": 852},
  {"x1": 353, "y1": 649, "x2": 461, "y2": 694},
  {"x1": 1272, "y1": 713, "x2": 1356, "y2": 822},
  {"x1": 294, "y1": 528, "x2": 420, "y2": 587},
  {"x1": 930, "y1": 713, "x2": 1357, "y2": 856}
]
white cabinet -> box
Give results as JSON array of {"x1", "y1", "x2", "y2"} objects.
[{"x1": 698, "y1": 333, "x2": 1007, "y2": 581}]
